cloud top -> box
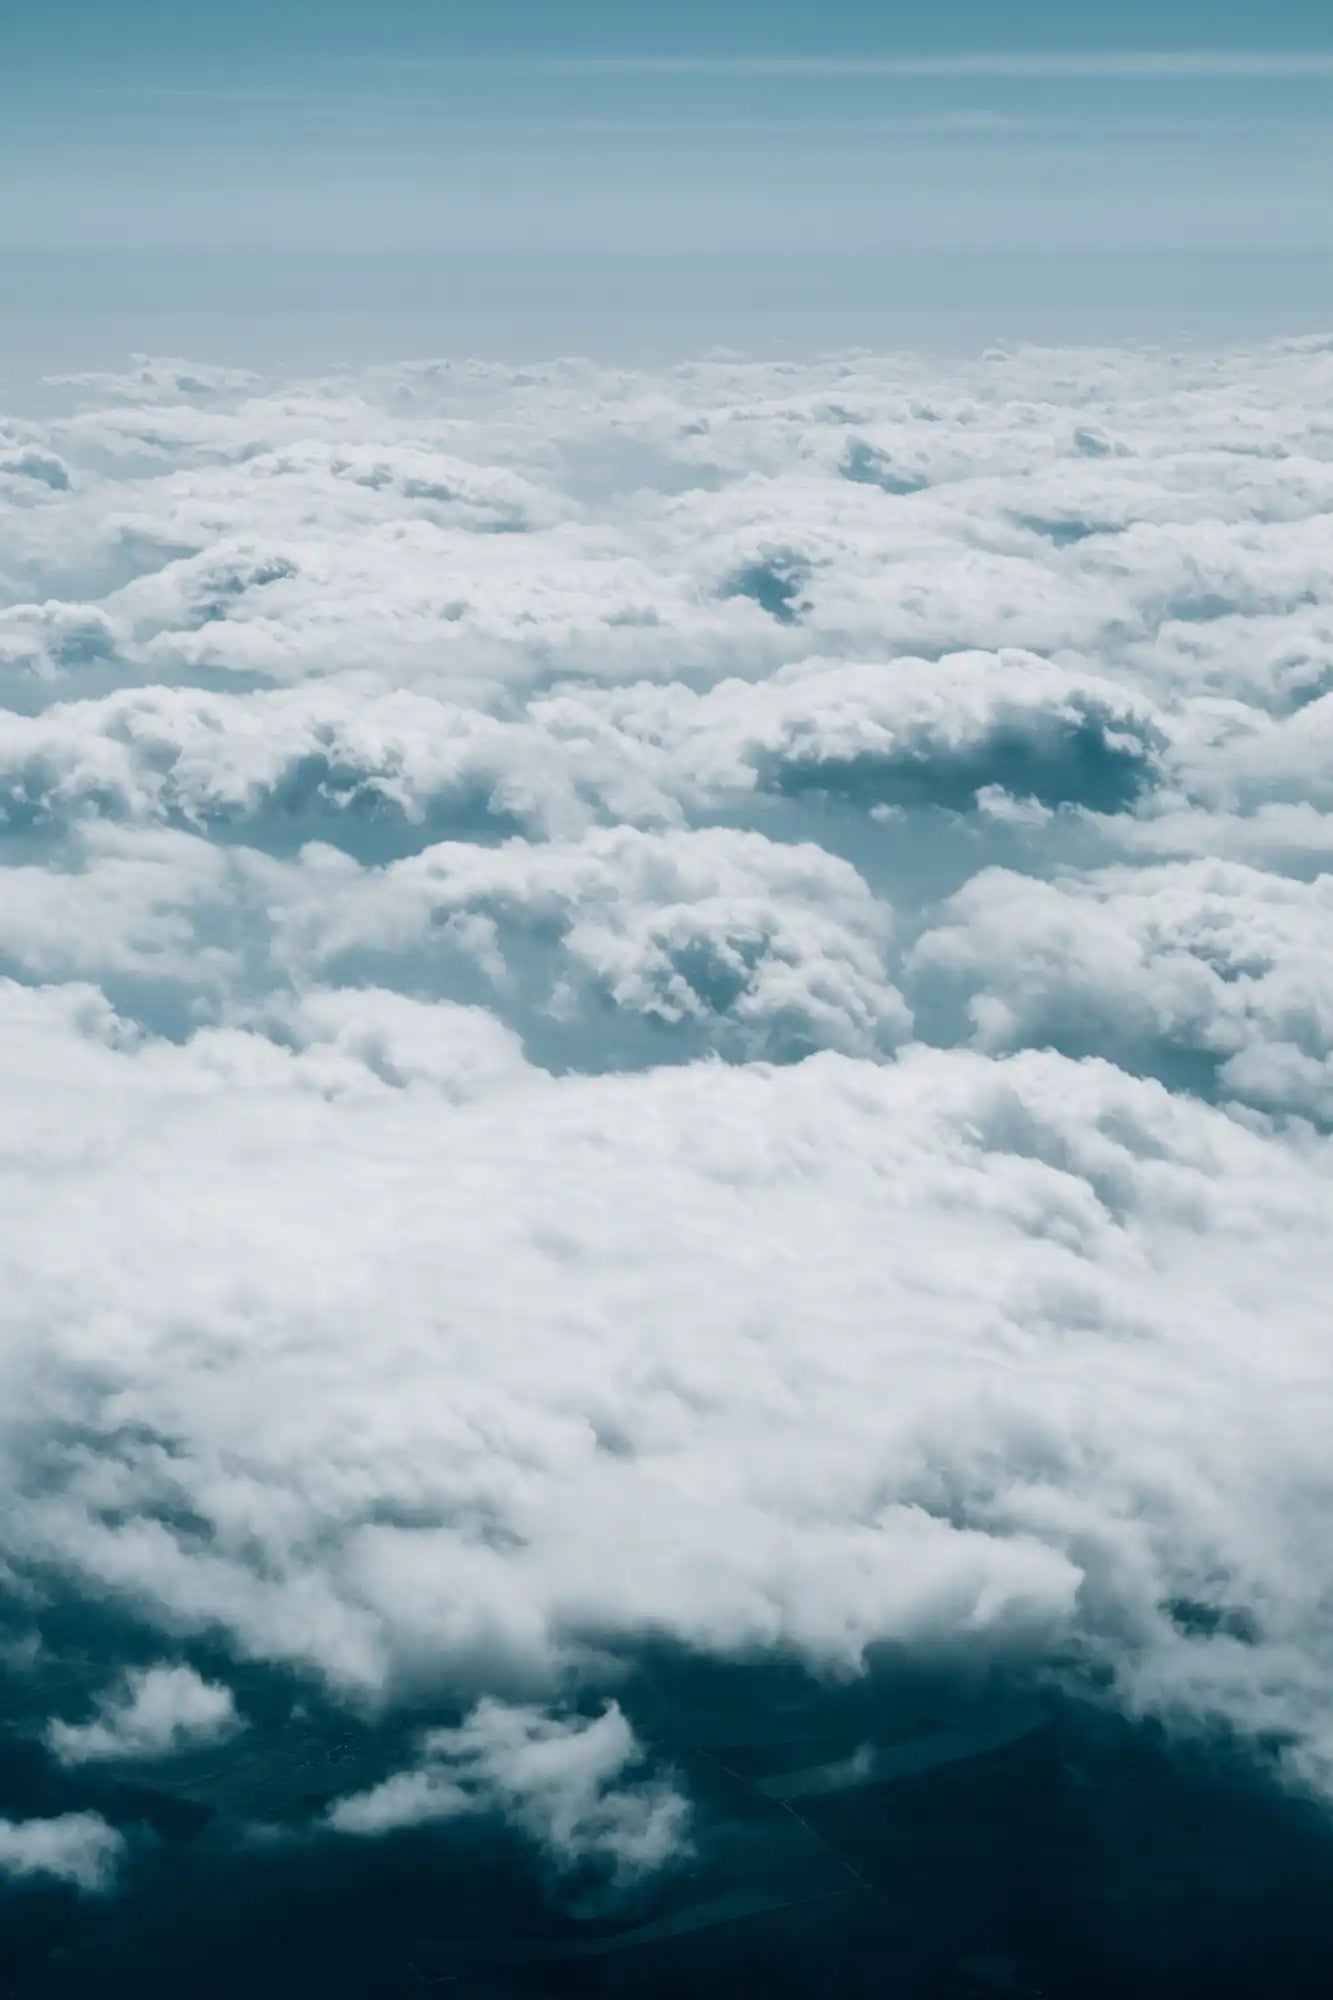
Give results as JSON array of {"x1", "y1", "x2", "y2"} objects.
[
  {"x1": 45, "y1": 1664, "x2": 241, "y2": 1766},
  {"x1": 0, "y1": 1814, "x2": 125, "y2": 1894},
  {"x1": 2, "y1": 337, "x2": 1333, "y2": 1913}
]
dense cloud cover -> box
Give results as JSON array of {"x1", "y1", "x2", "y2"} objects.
[{"x1": 2, "y1": 339, "x2": 1332, "y2": 1972}]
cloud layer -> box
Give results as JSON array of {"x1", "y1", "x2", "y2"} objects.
[{"x1": 2, "y1": 337, "x2": 1332, "y2": 1920}]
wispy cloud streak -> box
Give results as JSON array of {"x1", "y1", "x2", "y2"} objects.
[{"x1": 379, "y1": 50, "x2": 1333, "y2": 81}]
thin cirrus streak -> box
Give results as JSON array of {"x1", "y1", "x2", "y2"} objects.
[{"x1": 376, "y1": 49, "x2": 1333, "y2": 78}]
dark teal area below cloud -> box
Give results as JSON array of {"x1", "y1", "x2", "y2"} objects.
[{"x1": 5, "y1": 1656, "x2": 1333, "y2": 1998}]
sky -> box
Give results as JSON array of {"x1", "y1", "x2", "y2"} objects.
[
  {"x1": 5, "y1": 6, "x2": 1333, "y2": 1995},
  {"x1": 2, "y1": 0, "x2": 1332, "y2": 360}
]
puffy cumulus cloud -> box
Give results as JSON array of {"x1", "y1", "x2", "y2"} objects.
[
  {"x1": 45, "y1": 1663, "x2": 241, "y2": 1766},
  {"x1": 0, "y1": 438, "x2": 71, "y2": 498},
  {"x1": 0, "y1": 601, "x2": 117, "y2": 695},
  {"x1": 533, "y1": 650, "x2": 1165, "y2": 819},
  {"x1": 0, "y1": 1813, "x2": 125, "y2": 1893},
  {"x1": 8, "y1": 336, "x2": 1333, "y2": 848},
  {"x1": 3, "y1": 335, "x2": 1327, "y2": 727},
  {"x1": 0, "y1": 653, "x2": 1164, "y2": 851},
  {"x1": 1188, "y1": 689, "x2": 1333, "y2": 818},
  {"x1": 0, "y1": 823, "x2": 243, "y2": 991},
  {"x1": 2, "y1": 337, "x2": 1333, "y2": 1894},
  {"x1": 0, "y1": 684, "x2": 568, "y2": 843},
  {"x1": 46, "y1": 356, "x2": 264, "y2": 404},
  {"x1": 912, "y1": 860, "x2": 1333, "y2": 1118},
  {"x1": 0, "y1": 817, "x2": 901, "y2": 1065},
  {"x1": 1, "y1": 977, "x2": 1332, "y2": 1795},
  {"x1": 274, "y1": 824, "x2": 908, "y2": 1062},
  {"x1": 329, "y1": 1700, "x2": 689, "y2": 1890},
  {"x1": 273, "y1": 986, "x2": 532, "y2": 1102}
]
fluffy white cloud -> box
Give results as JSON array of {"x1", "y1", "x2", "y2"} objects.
[
  {"x1": 273, "y1": 824, "x2": 908, "y2": 1062},
  {"x1": 2, "y1": 978, "x2": 1331, "y2": 1792},
  {"x1": 0, "y1": 823, "x2": 240, "y2": 988},
  {"x1": 0, "y1": 1813, "x2": 125, "y2": 1893},
  {"x1": 5, "y1": 337, "x2": 1327, "y2": 734},
  {"x1": 531, "y1": 649, "x2": 1165, "y2": 819},
  {"x1": 45, "y1": 1663, "x2": 241, "y2": 1765},
  {"x1": 46, "y1": 356, "x2": 264, "y2": 404},
  {"x1": 0, "y1": 650, "x2": 1165, "y2": 880},
  {"x1": 2, "y1": 337, "x2": 1333, "y2": 1892},
  {"x1": 330, "y1": 1700, "x2": 689, "y2": 1888},
  {"x1": 912, "y1": 859, "x2": 1333, "y2": 1117}
]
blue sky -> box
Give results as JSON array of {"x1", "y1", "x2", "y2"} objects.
[
  {"x1": 5, "y1": 0, "x2": 1333, "y2": 255},
  {"x1": 2, "y1": 1, "x2": 1331, "y2": 359}
]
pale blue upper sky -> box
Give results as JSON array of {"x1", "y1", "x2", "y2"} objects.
[
  {"x1": 6, "y1": 0, "x2": 1333, "y2": 255},
  {"x1": 2, "y1": 1, "x2": 1331, "y2": 359}
]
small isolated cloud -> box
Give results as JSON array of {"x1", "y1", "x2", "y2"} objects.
[
  {"x1": 0, "y1": 1813, "x2": 125, "y2": 1893},
  {"x1": 330, "y1": 1700, "x2": 689, "y2": 1891},
  {"x1": 45, "y1": 1663, "x2": 241, "y2": 1765}
]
